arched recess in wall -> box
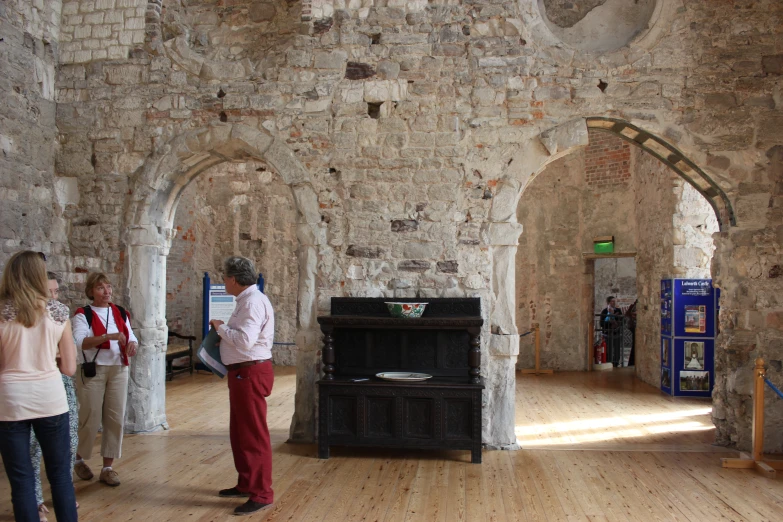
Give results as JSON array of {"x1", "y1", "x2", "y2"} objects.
[
  {"x1": 484, "y1": 117, "x2": 735, "y2": 446},
  {"x1": 122, "y1": 124, "x2": 322, "y2": 435}
]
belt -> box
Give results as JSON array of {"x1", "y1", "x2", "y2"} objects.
[{"x1": 226, "y1": 359, "x2": 270, "y2": 372}]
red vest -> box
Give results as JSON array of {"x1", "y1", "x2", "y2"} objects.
[{"x1": 75, "y1": 303, "x2": 131, "y2": 366}]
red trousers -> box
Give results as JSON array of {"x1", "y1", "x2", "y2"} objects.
[{"x1": 227, "y1": 362, "x2": 274, "y2": 504}]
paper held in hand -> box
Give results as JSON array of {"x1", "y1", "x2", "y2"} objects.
[{"x1": 197, "y1": 328, "x2": 226, "y2": 378}]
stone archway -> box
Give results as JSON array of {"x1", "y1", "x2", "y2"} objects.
[
  {"x1": 484, "y1": 118, "x2": 735, "y2": 447},
  {"x1": 122, "y1": 123, "x2": 323, "y2": 438}
]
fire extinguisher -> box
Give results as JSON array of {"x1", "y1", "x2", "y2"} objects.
[{"x1": 594, "y1": 338, "x2": 607, "y2": 364}]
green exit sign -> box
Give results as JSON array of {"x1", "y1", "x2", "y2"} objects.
[{"x1": 593, "y1": 236, "x2": 614, "y2": 254}]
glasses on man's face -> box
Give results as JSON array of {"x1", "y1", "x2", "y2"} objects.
[{"x1": 37, "y1": 252, "x2": 46, "y2": 262}]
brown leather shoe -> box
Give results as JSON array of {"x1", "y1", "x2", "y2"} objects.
[
  {"x1": 74, "y1": 461, "x2": 94, "y2": 481},
  {"x1": 99, "y1": 467, "x2": 120, "y2": 487}
]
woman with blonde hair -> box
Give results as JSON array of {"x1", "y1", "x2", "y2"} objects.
[
  {"x1": 72, "y1": 272, "x2": 138, "y2": 487},
  {"x1": 29, "y1": 271, "x2": 80, "y2": 521},
  {"x1": 0, "y1": 251, "x2": 78, "y2": 522}
]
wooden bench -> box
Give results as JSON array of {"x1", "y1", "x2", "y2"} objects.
[{"x1": 166, "y1": 331, "x2": 196, "y2": 381}]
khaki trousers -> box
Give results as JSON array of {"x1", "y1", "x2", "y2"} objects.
[{"x1": 76, "y1": 364, "x2": 128, "y2": 460}]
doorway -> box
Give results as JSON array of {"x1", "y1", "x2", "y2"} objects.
[{"x1": 592, "y1": 256, "x2": 637, "y2": 368}]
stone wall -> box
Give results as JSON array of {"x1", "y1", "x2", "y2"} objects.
[
  {"x1": 713, "y1": 147, "x2": 783, "y2": 452},
  {"x1": 166, "y1": 160, "x2": 299, "y2": 366},
  {"x1": 0, "y1": 1, "x2": 70, "y2": 277},
  {"x1": 673, "y1": 180, "x2": 719, "y2": 278},
  {"x1": 0, "y1": 0, "x2": 774, "y2": 449},
  {"x1": 631, "y1": 148, "x2": 676, "y2": 388},
  {"x1": 516, "y1": 152, "x2": 584, "y2": 371},
  {"x1": 59, "y1": 0, "x2": 146, "y2": 63}
]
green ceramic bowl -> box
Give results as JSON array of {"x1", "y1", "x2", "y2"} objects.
[{"x1": 385, "y1": 302, "x2": 428, "y2": 318}]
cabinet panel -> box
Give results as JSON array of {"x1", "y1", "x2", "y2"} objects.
[
  {"x1": 329, "y1": 396, "x2": 358, "y2": 437},
  {"x1": 444, "y1": 399, "x2": 473, "y2": 440},
  {"x1": 366, "y1": 396, "x2": 394, "y2": 438},
  {"x1": 403, "y1": 398, "x2": 435, "y2": 439}
]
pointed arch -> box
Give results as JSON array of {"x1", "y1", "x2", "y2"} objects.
[{"x1": 482, "y1": 117, "x2": 735, "y2": 447}]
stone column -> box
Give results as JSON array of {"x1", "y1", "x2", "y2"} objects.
[
  {"x1": 288, "y1": 222, "x2": 324, "y2": 442},
  {"x1": 124, "y1": 224, "x2": 170, "y2": 432},
  {"x1": 484, "y1": 222, "x2": 524, "y2": 449}
]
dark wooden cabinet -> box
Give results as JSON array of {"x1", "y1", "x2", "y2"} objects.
[{"x1": 317, "y1": 298, "x2": 484, "y2": 463}]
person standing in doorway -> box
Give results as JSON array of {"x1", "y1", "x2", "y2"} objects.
[
  {"x1": 210, "y1": 256, "x2": 275, "y2": 516},
  {"x1": 72, "y1": 273, "x2": 138, "y2": 487},
  {"x1": 600, "y1": 296, "x2": 624, "y2": 366},
  {"x1": 0, "y1": 251, "x2": 78, "y2": 522}
]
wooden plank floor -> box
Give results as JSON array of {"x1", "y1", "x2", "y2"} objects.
[{"x1": 2, "y1": 367, "x2": 782, "y2": 521}]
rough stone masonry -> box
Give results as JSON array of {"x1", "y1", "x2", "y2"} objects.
[{"x1": 1, "y1": 0, "x2": 782, "y2": 452}]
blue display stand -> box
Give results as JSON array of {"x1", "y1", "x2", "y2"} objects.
[
  {"x1": 661, "y1": 278, "x2": 717, "y2": 398},
  {"x1": 201, "y1": 272, "x2": 266, "y2": 338},
  {"x1": 196, "y1": 272, "x2": 265, "y2": 372}
]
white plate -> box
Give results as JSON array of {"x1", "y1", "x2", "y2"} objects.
[{"x1": 376, "y1": 372, "x2": 433, "y2": 382}]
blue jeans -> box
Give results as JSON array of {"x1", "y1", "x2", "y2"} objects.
[{"x1": 0, "y1": 412, "x2": 77, "y2": 522}]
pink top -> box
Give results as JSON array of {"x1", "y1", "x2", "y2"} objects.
[
  {"x1": 0, "y1": 299, "x2": 70, "y2": 421},
  {"x1": 217, "y1": 285, "x2": 275, "y2": 366}
]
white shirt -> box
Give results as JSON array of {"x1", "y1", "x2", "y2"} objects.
[
  {"x1": 217, "y1": 285, "x2": 274, "y2": 365},
  {"x1": 72, "y1": 305, "x2": 138, "y2": 366}
]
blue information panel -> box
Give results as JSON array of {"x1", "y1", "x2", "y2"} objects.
[
  {"x1": 660, "y1": 337, "x2": 672, "y2": 394},
  {"x1": 673, "y1": 338, "x2": 714, "y2": 397},
  {"x1": 660, "y1": 280, "x2": 672, "y2": 336},
  {"x1": 661, "y1": 278, "x2": 717, "y2": 398},
  {"x1": 673, "y1": 280, "x2": 715, "y2": 339}
]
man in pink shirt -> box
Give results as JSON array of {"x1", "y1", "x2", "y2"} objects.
[{"x1": 209, "y1": 256, "x2": 275, "y2": 516}]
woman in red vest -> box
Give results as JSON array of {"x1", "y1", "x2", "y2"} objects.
[{"x1": 71, "y1": 272, "x2": 138, "y2": 487}]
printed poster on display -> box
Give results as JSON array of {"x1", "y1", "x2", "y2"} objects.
[
  {"x1": 684, "y1": 305, "x2": 707, "y2": 334},
  {"x1": 661, "y1": 338, "x2": 670, "y2": 368},
  {"x1": 680, "y1": 371, "x2": 710, "y2": 392},
  {"x1": 208, "y1": 285, "x2": 236, "y2": 324},
  {"x1": 661, "y1": 367, "x2": 671, "y2": 390},
  {"x1": 673, "y1": 279, "x2": 716, "y2": 339},
  {"x1": 660, "y1": 280, "x2": 672, "y2": 336},
  {"x1": 683, "y1": 341, "x2": 704, "y2": 370}
]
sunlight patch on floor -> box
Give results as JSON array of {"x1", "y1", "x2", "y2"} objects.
[{"x1": 515, "y1": 407, "x2": 714, "y2": 446}]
